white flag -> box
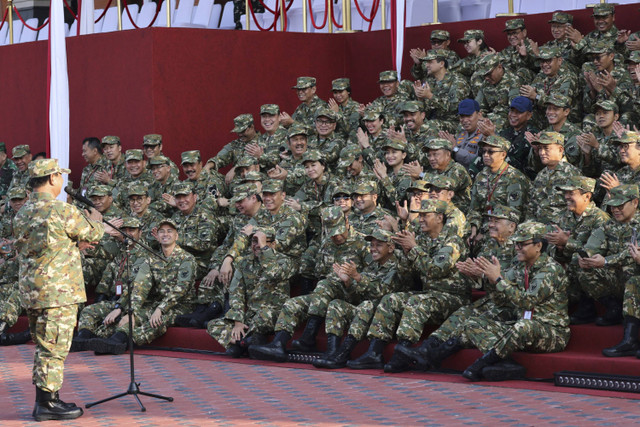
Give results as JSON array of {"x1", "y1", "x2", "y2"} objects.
[
  {"x1": 79, "y1": 0, "x2": 95, "y2": 35},
  {"x1": 395, "y1": 0, "x2": 405, "y2": 79}
]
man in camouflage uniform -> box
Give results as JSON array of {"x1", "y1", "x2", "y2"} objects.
[
  {"x1": 313, "y1": 229, "x2": 403, "y2": 369},
  {"x1": 8, "y1": 145, "x2": 32, "y2": 194},
  {"x1": 207, "y1": 227, "x2": 294, "y2": 357},
  {"x1": 498, "y1": 19, "x2": 538, "y2": 82},
  {"x1": 308, "y1": 107, "x2": 346, "y2": 170},
  {"x1": 567, "y1": 4, "x2": 625, "y2": 60},
  {"x1": 286, "y1": 76, "x2": 328, "y2": 130},
  {"x1": 126, "y1": 183, "x2": 163, "y2": 249},
  {"x1": 423, "y1": 174, "x2": 467, "y2": 238},
  {"x1": 395, "y1": 100, "x2": 439, "y2": 159},
  {"x1": 369, "y1": 70, "x2": 410, "y2": 128},
  {"x1": 94, "y1": 136, "x2": 127, "y2": 188},
  {"x1": 329, "y1": 78, "x2": 361, "y2": 140},
  {"x1": 268, "y1": 124, "x2": 310, "y2": 196},
  {"x1": 148, "y1": 155, "x2": 179, "y2": 217},
  {"x1": 0, "y1": 255, "x2": 29, "y2": 346},
  {"x1": 410, "y1": 30, "x2": 460, "y2": 82},
  {"x1": 346, "y1": 199, "x2": 467, "y2": 372},
  {"x1": 14, "y1": 159, "x2": 104, "y2": 420},
  {"x1": 181, "y1": 150, "x2": 228, "y2": 205},
  {"x1": 538, "y1": 93, "x2": 582, "y2": 168},
  {"x1": 74, "y1": 137, "x2": 108, "y2": 198},
  {"x1": 473, "y1": 54, "x2": 522, "y2": 130},
  {"x1": 112, "y1": 149, "x2": 155, "y2": 209},
  {"x1": 621, "y1": 52, "x2": 640, "y2": 125},
  {"x1": 0, "y1": 142, "x2": 17, "y2": 200},
  {"x1": 256, "y1": 104, "x2": 288, "y2": 170},
  {"x1": 337, "y1": 144, "x2": 377, "y2": 190},
  {"x1": 249, "y1": 206, "x2": 370, "y2": 362},
  {"x1": 600, "y1": 131, "x2": 640, "y2": 195},
  {"x1": 542, "y1": 12, "x2": 581, "y2": 70},
  {"x1": 88, "y1": 218, "x2": 197, "y2": 354},
  {"x1": 0, "y1": 186, "x2": 28, "y2": 238},
  {"x1": 580, "y1": 100, "x2": 622, "y2": 184},
  {"x1": 142, "y1": 134, "x2": 179, "y2": 178},
  {"x1": 206, "y1": 114, "x2": 262, "y2": 174},
  {"x1": 350, "y1": 181, "x2": 390, "y2": 235}
]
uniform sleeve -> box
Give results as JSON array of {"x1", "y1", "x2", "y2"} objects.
[
  {"x1": 157, "y1": 257, "x2": 196, "y2": 313},
  {"x1": 64, "y1": 203, "x2": 105, "y2": 243},
  {"x1": 225, "y1": 265, "x2": 247, "y2": 323},
  {"x1": 495, "y1": 266, "x2": 555, "y2": 310}
]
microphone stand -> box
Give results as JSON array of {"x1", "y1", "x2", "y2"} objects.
[{"x1": 75, "y1": 194, "x2": 173, "y2": 412}]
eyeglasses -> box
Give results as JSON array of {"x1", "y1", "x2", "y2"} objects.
[
  {"x1": 333, "y1": 196, "x2": 351, "y2": 202},
  {"x1": 515, "y1": 240, "x2": 535, "y2": 249},
  {"x1": 481, "y1": 149, "x2": 504, "y2": 156},
  {"x1": 316, "y1": 119, "x2": 336, "y2": 125}
]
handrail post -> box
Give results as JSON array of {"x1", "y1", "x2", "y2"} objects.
[
  {"x1": 495, "y1": 0, "x2": 524, "y2": 17},
  {"x1": 117, "y1": 0, "x2": 122, "y2": 30},
  {"x1": 302, "y1": 0, "x2": 307, "y2": 32},
  {"x1": 8, "y1": 0, "x2": 13, "y2": 44},
  {"x1": 279, "y1": 0, "x2": 285, "y2": 31},
  {"x1": 380, "y1": 0, "x2": 385, "y2": 30},
  {"x1": 433, "y1": 0, "x2": 439, "y2": 24},
  {"x1": 166, "y1": 0, "x2": 172, "y2": 27},
  {"x1": 327, "y1": 0, "x2": 332, "y2": 33},
  {"x1": 245, "y1": 0, "x2": 250, "y2": 30}
]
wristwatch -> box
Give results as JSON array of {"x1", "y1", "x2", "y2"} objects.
[{"x1": 114, "y1": 303, "x2": 122, "y2": 310}]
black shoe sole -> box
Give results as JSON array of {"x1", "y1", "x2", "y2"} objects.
[
  {"x1": 34, "y1": 408, "x2": 83, "y2": 421},
  {"x1": 87, "y1": 338, "x2": 127, "y2": 355},
  {"x1": 248, "y1": 347, "x2": 288, "y2": 363}
]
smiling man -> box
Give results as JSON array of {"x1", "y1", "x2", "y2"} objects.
[
  {"x1": 8, "y1": 145, "x2": 32, "y2": 193},
  {"x1": 281, "y1": 76, "x2": 327, "y2": 130}
]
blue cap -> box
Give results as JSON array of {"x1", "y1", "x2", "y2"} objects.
[
  {"x1": 458, "y1": 99, "x2": 480, "y2": 115},
  {"x1": 510, "y1": 96, "x2": 533, "y2": 113}
]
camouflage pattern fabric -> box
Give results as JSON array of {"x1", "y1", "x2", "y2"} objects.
[
  {"x1": 292, "y1": 95, "x2": 328, "y2": 130},
  {"x1": 527, "y1": 161, "x2": 580, "y2": 223}
]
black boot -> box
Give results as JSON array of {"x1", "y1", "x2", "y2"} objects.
[
  {"x1": 299, "y1": 277, "x2": 317, "y2": 295},
  {"x1": 570, "y1": 294, "x2": 597, "y2": 325},
  {"x1": 190, "y1": 302, "x2": 223, "y2": 329},
  {"x1": 596, "y1": 296, "x2": 623, "y2": 326},
  {"x1": 0, "y1": 329, "x2": 31, "y2": 346},
  {"x1": 481, "y1": 358, "x2": 526, "y2": 381},
  {"x1": 94, "y1": 293, "x2": 108, "y2": 303},
  {"x1": 248, "y1": 330, "x2": 292, "y2": 362},
  {"x1": 70, "y1": 328, "x2": 97, "y2": 352},
  {"x1": 88, "y1": 331, "x2": 128, "y2": 355},
  {"x1": 239, "y1": 332, "x2": 267, "y2": 348},
  {"x1": 346, "y1": 338, "x2": 386, "y2": 370},
  {"x1": 313, "y1": 335, "x2": 358, "y2": 369},
  {"x1": 396, "y1": 336, "x2": 444, "y2": 371},
  {"x1": 32, "y1": 387, "x2": 83, "y2": 421},
  {"x1": 291, "y1": 315, "x2": 323, "y2": 353},
  {"x1": 174, "y1": 304, "x2": 205, "y2": 327},
  {"x1": 462, "y1": 349, "x2": 502, "y2": 381},
  {"x1": 384, "y1": 340, "x2": 413, "y2": 373},
  {"x1": 225, "y1": 343, "x2": 245, "y2": 358},
  {"x1": 602, "y1": 316, "x2": 640, "y2": 357}
]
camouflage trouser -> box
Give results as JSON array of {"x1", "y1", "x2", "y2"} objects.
[
  {"x1": 298, "y1": 241, "x2": 320, "y2": 279},
  {"x1": 77, "y1": 301, "x2": 118, "y2": 338},
  {"x1": 28, "y1": 304, "x2": 79, "y2": 393},
  {"x1": 83, "y1": 257, "x2": 109, "y2": 290},
  {"x1": 394, "y1": 290, "x2": 468, "y2": 342},
  {"x1": 196, "y1": 279, "x2": 225, "y2": 306},
  {"x1": 325, "y1": 299, "x2": 377, "y2": 341},
  {"x1": 431, "y1": 297, "x2": 512, "y2": 342},
  {"x1": 460, "y1": 316, "x2": 570, "y2": 359},
  {"x1": 207, "y1": 304, "x2": 281, "y2": 348},
  {"x1": 274, "y1": 279, "x2": 346, "y2": 334},
  {"x1": 0, "y1": 287, "x2": 25, "y2": 327},
  {"x1": 623, "y1": 276, "x2": 640, "y2": 319},
  {"x1": 114, "y1": 304, "x2": 193, "y2": 346},
  {"x1": 575, "y1": 266, "x2": 624, "y2": 300}
]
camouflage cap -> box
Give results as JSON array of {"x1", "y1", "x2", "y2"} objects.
[
  {"x1": 149, "y1": 155, "x2": 171, "y2": 166},
  {"x1": 422, "y1": 49, "x2": 448, "y2": 62},
  {"x1": 332, "y1": 184, "x2": 352, "y2": 197},
  {"x1": 362, "y1": 108, "x2": 383, "y2": 121},
  {"x1": 365, "y1": 229, "x2": 394, "y2": 243},
  {"x1": 625, "y1": 51, "x2": 640, "y2": 64},
  {"x1": 28, "y1": 158, "x2": 70, "y2": 178},
  {"x1": 230, "y1": 182, "x2": 259, "y2": 204},
  {"x1": 398, "y1": 100, "x2": 423, "y2": 113},
  {"x1": 287, "y1": 123, "x2": 309, "y2": 139},
  {"x1": 532, "y1": 131, "x2": 565, "y2": 146},
  {"x1": 173, "y1": 181, "x2": 194, "y2": 196},
  {"x1": 87, "y1": 184, "x2": 112, "y2": 197},
  {"x1": 262, "y1": 178, "x2": 284, "y2": 193},
  {"x1": 232, "y1": 114, "x2": 254, "y2": 133},
  {"x1": 430, "y1": 30, "x2": 450, "y2": 40},
  {"x1": 6, "y1": 186, "x2": 27, "y2": 200},
  {"x1": 352, "y1": 180, "x2": 378, "y2": 195},
  {"x1": 458, "y1": 29, "x2": 484, "y2": 42},
  {"x1": 122, "y1": 216, "x2": 142, "y2": 229},
  {"x1": 260, "y1": 104, "x2": 280, "y2": 115},
  {"x1": 143, "y1": 134, "x2": 162, "y2": 146},
  {"x1": 127, "y1": 183, "x2": 148, "y2": 197},
  {"x1": 157, "y1": 218, "x2": 178, "y2": 230},
  {"x1": 332, "y1": 78, "x2": 350, "y2": 91},
  {"x1": 322, "y1": 206, "x2": 347, "y2": 237},
  {"x1": 0, "y1": 142, "x2": 6, "y2": 153},
  {"x1": 480, "y1": 135, "x2": 511, "y2": 151},
  {"x1": 592, "y1": 3, "x2": 615, "y2": 17},
  {"x1": 482, "y1": 204, "x2": 520, "y2": 224},
  {"x1": 424, "y1": 174, "x2": 454, "y2": 190},
  {"x1": 422, "y1": 138, "x2": 453, "y2": 151},
  {"x1": 545, "y1": 93, "x2": 571, "y2": 108},
  {"x1": 408, "y1": 180, "x2": 429, "y2": 192},
  {"x1": 411, "y1": 198, "x2": 447, "y2": 214},
  {"x1": 503, "y1": 18, "x2": 525, "y2": 32},
  {"x1": 101, "y1": 135, "x2": 120, "y2": 145},
  {"x1": 252, "y1": 226, "x2": 276, "y2": 240},
  {"x1": 181, "y1": 150, "x2": 201, "y2": 165},
  {"x1": 337, "y1": 145, "x2": 363, "y2": 168},
  {"x1": 12, "y1": 144, "x2": 30, "y2": 158},
  {"x1": 235, "y1": 156, "x2": 258, "y2": 168},
  {"x1": 612, "y1": 131, "x2": 640, "y2": 145},
  {"x1": 594, "y1": 100, "x2": 619, "y2": 113},
  {"x1": 125, "y1": 149, "x2": 144, "y2": 162},
  {"x1": 241, "y1": 171, "x2": 265, "y2": 183},
  {"x1": 476, "y1": 54, "x2": 501, "y2": 76},
  {"x1": 548, "y1": 11, "x2": 573, "y2": 24},
  {"x1": 378, "y1": 70, "x2": 398, "y2": 82},
  {"x1": 538, "y1": 46, "x2": 561, "y2": 60},
  {"x1": 302, "y1": 149, "x2": 324, "y2": 164},
  {"x1": 292, "y1": 76, "x2": 316, "y2": 89},
  {"x1": 586, "y1": 40, "x2": 614, "y2": 55},
  {"x1": 512, "y1": 221, "x2": 547, "y2": 242},
  {"x1": 556, "y1": 175, "x2": 596, "y2": 193},
  {"x1": 315, "y1": 107, "x2": 338, "y2": 121},
  {"x1": 605, "y1": 184, "x2": 639, "y2": 207},
  {"x1": 382, "y1": 137, "x2": 407, "y2": 152}
]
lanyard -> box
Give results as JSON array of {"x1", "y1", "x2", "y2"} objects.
[{"x1": 485, "y1": 164, "x2": 509, "y2": 212}]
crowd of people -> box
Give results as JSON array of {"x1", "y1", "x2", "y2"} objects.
[{"x1": 3, "y1": 3, "x2": 640, "y2": 389}]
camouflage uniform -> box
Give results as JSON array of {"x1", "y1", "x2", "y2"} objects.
[
  {"x1": 207, "y1": 114, "x2": 262, "y2": 171},
  {"x1": 0, "y1": 259, "x2": 23, "y2": 328},
  {"x1": 0, "y1": 187, "x2": 27, "y2": 238},
  {"x1": 182, "y1": 151, "x2": 229, "y2": 200},
  {"x1": 77, "y1": 155, "x2": 110, "y2": 197},
  {"x1": 142, "y1": 134, "x2": 180, "y2": 179},
  {"x1": 541, "y1": 12, "x2": 582, "y2": 69},
  {"x1": 572, "y1": 4, "x2": 623, "y2": 58},
  {"x1": 473, "y1": 54, "x2": 522, "y2": 129},
  {"x1": 148, "y1": 156, "x2": 179, "y2": 217},
  {"x1": 499, "y1": 20, "x2": 538, "y2": 80},
  {"x1": 450, "y1": 30, "x2": 485, "y2": 79},
  {"x1": 13, "y1": 159, "x2": 105, "y2": 393},
  {"x1": 291, "y1": 77, "x2": 328, "y2": 130},
  {"x1": 0, "y1": 144, "x2": 17, "y2": 199},
  {"x1": 100, "y1": 136, "x2": 128, "y2": 187},
  {"x1": 331, "y1": 78, "x2": 363, "y2": 140},
  {"x1": 112, "y1": 150, "x2": 156, "y2": 209},
  {"x1": 370, "y1": 71, "x2": 410, "y2": 127},
  {"x1": 375, "y1": 139, "x2": 413, "y2": 210},
  {"x1": 411, "y1": 30, "x2": 460, "y2": 81}
]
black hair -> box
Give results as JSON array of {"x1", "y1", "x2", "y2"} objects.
[
  {"x1": 30, "y1": 175, "x2": 52, "y2": 189},
  {"x1": 83, "y1": 137, "x2": 103, "y2": 154}
]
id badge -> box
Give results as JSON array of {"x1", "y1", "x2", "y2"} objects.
[
  {"x1": 523, "y1": 310, "x2": 532, "y2": 320},
  {"x1": 115, "y1": 281, "x2": 123, "y2": 296}
]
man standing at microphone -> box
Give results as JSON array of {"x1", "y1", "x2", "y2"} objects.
[{"x1": 13, "y1": 159, "x2": 105, "y2": 421}]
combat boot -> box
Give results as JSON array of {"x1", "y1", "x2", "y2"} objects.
[
  {"x1": 322, "y1": 333, "x2": 341, "y2": 360},
  {"x1": 248, "y1": 330, "x2": 292, "y2": 362},
  {"x1": 603, "y1": 316, "x2": 640, "y2": 357},
  {"x1": 88, "y1": 331, "x2": 128, "y2": 355},
  {"x1": 239, "y1": 332, "x2": 267, "y2": 348},
  {"x1": 70, "y1": 328, "x2": 97, "y2": 352},
  {"x1": 0, "y1": 329, "x2": 31, "y2": 346},
  {"x1": 462, "y1": 349, "x2": 502, "y2": 381},
  {"x1": 32, "y1": 387, "x2": 83, "y2": 421},
  {"x1": 314, "y1": 335, "x2": 358, "y2": 369},
  {"x1": 395, "y1": 336, "x2": 443, "y2": 371},
  {"x1": 481, "y1": 358, "x2": 526, "y2": 381},
  {"x1": 384, "y1": 340, "x2": 412, "y2": 373},
  {"x1": 595, "y1": 296, "x2": 623, "y2": 326},
  {"x1": 190, "y1": 302, "x2": 223, "y2": 329},
  {"x1": 290, "y1": 315, "x2": 323, "y2": 353},
  {"x1": 346, "y1": 338, "x2": 386, "y2": 370},
  {"x1": 225, "y1": 343, "x2": 245, "y2": 358},
  {"x1": 569, "y1": 294, "x2": 597, "y2": 325},
  {"x1": 174, "y1": 304, "x2": 205, "y2": 327}
]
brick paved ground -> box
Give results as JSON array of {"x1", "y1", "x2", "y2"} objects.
[{"x1": 2, "y1": 345, "x2": 640, "y2": 426}]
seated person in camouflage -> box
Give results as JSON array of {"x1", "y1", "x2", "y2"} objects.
[
  {"x1": 73, "y1": 137, "x2": 106, "y2": 199},
  {"x1": 498, "y1": 19, "x2": 538, "y2": 83},
  {"x1": 544, "y1": 176, "x2": 610, "y2": 325},
  {"x1": 451, "y1": 30, "x2": 490, "y2": 81},
  {"x1": 440, "y1": 99, "x2": 485, "y2": 172},
  {"x1": 141, "y1": 134, "x2": 179, "y2": 178},
  {"x1": 148, "y1": 155, "x2": 179, "y2": 217},
  {"x1": 566, "y1": 4, "x2": 622, "y2": 59},
  {"x1": 423, "y1": 174, "x2": 467, "y2": 238},
  {"x1": 207, "y1": 227, "x2": 294, "y2": 358},
  {"x1": 579, "y1": 100, "x2": 623, "y2": 184},
  {"x1": 308, "y1": 107, "x2": 346, "y2": 171},
  {"x1": 88, "y1": 218, "x2": 197, "y2": 355},
  {"x1": 371, "y1": 138, "x2": 412, "y2": 211},
  {"x1": 71, "y1": 217, "x2": 147, "y2": 351},
  {"x1": 398, "y1": 205, "x2": 518, "y2": 375},
  {"x1": 526, "y1": 132, "x2": 580, "y2": 224},
  {"x1": 328, "y1": 78, "x2": 361, "y2": 140},
  {"x1": 600, "y1": 131, "x2": 640, "y2": 196},
  {"x1": 390, "y1": 101, "x2": 438, "y2": 160},
  {"x1": 368, "y1": 70, "x2": 410, "y2": 128},
  {"x1": 0, "y1": 186, "x2": 28, "y2": 238},
  {"x1": 205, "y1": 114, "x2": 262, "y2": 178},
  {"x1": 347, "y1": 199, "x2": 467, "y2": 372},
  {"x1": 0, "y1": 257, "x2": 30, "y2": 346},
  {"x1": 8, "y1": 145, "x2": 32, "y2": 194},
  {"x1": 249, "y1": 206, "x2": 370, "y2": 362},
  {"x1": 391, "y1": 179, "x2": 430, "y2": 232},
  {"x1": 181, "y1": 150, "x2": 228, "y2": 205},
  {"x1": 356, "y1": 108, "x2": 388, "y2": 165},
  {"x1": 255, "y1": 104, "x2": 288, "y2": 170},
  {"x1": 230, "y1": 156, "x2": 260, "y2": 191},
  {"x1": 336, "y1": 144, "x2": 377, "y2": 192},
  {"x1": 314, "y1": 229, "x2": 403, "y2": 369},
  {"x1": 578, "y1": 185, "x2": 640, "y2": 331},
  {"x1": 267, "y1": 124, "x2": 310, "y2": 196},
  {"x1": 94, "y1": 136, "x2": 126, "y2": 187},
  {"x1": 0, "y1": 142, "x2": 17, "y2": 201},
  {"x1": 112, "y1": 149, "x2": 155, "y2": 210},
  {"x1": 541, "y1": 12, "x2": 581, "y2": 71},
  {"x1": 350, "y1": 181, "x2": 391, "y2": 236},
  {"x1": 280, "y1": 77, "x2": 327, "y2": 130},
  {"x1": 126, "y1": 184, "x2": 163, "y2": 250},
  {"x1": 622, "y1": 52, "x2": 640, "y2": 125},
  {"x1": 410, "y1": 30, "x2": 460, "y2": 82}
]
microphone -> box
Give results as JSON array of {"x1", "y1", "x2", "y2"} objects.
[{"x1": 65, "y1": 187, "x2": 96, "y2": 209}]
